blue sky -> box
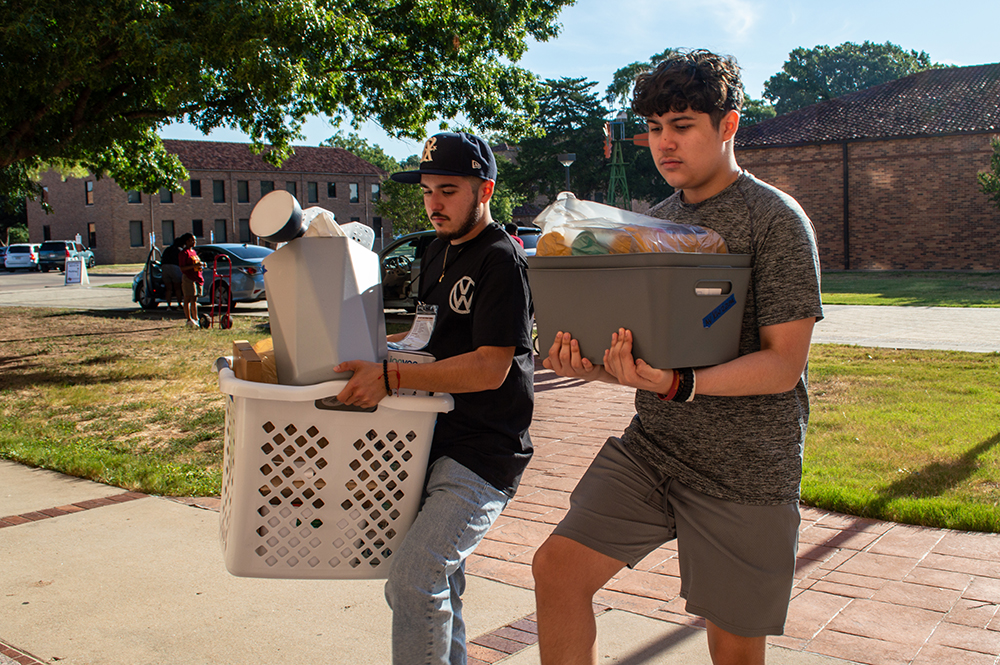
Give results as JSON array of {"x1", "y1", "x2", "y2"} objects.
[{"x1": 161, "y1": 0, "x2": 1000, "y2": 161}]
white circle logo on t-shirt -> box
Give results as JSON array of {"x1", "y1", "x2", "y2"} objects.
[{"x1": 449, "y1": 277, "x2": 475, "y2": 314}]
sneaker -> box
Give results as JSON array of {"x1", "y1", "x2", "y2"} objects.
[{"x1": 186, "y1": 319, "x2": 199, "y2": 328}]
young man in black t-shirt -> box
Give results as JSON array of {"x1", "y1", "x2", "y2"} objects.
[{"x1": 335, "y1": 132, "x2": 534, "y2": 665}]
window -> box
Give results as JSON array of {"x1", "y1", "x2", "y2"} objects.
[
  {"x1": 307, "y1": 181, "x2": 318, "y2": 203},
  {"x1": 192, "y1": 219, "x2": 204, "y2": 237},
  {"x1": 43, "y1": 225, "x2": 51, "y2": 241},
  {"x1": 160, "y1": 188, "x2": 173, "y2": 203},
  {"x1": 162, "y1": 220, "x2": 175, "y2": 245},
  {"x1": 261, "y1": 181, "x2": 274, "y2": 197},
  {"x1": 129, "y1": 220, "x2": 144, "y2": 247},
  {"x1": 88, "y1": 223, "x2": 97, "y2": 248},
  {"x1": 327, "y1": 182, "x2": 337, "y2": 198},
  {"x1": 239, "y1": 218, "x2": 251, "y2": 243},
  {"x1": 286, "y1": 181, "x2": 297, "y2": 197},
  {"x1": 237, "y1": 180, "x2": 249, "y2": 203},
  {"x1": 214, "y1": 219, "x2": 228, "y2": 243},
  {"x1": 349, "y1": 183, "x2": 359, "y2": 203},
  {"x1": 127, "y1": 190, "x2": 141, "y2": 204},
  {"x1": 371, "y1": 183, "x2": 380, "y2": 202},
  {"x1": 350, "y1": 217, "x2": 360, "y2": 223},
  {"x1": 42, "y1": 187, "x2": 48, "y2": 204},
  {"x1": 190, "y1": 179, "x2": 202, "y2": 197},
  {"x1": 213, "y1": 180, "x2": 226, "y2": 203},
  {"x1": 85, "y1": 181, "x2": 94, "y2": 205}
]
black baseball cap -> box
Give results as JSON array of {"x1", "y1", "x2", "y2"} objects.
[{"x1": 390, "y1": 132, "x2": 497, "y2": 183}]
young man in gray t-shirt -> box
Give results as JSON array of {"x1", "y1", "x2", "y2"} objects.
[{"x1": 532, "y1": 50, "x2": 823, "y2": 665}]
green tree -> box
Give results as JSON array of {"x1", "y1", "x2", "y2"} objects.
[
  {"x1": 0, "y1": 0, "x2": 572, "y2": 210},
  {"x1": 763, "y1": 41, "x2": 940, "y2": 115},
  {"x1": 321, "y1": 131, "x2": 397, "y2": 175},
  {"x1": 977, "y1": 137, "x2": 1000, "y2": 211},
  {"x1": 739, "y1": 99, "x2": 777, "y2": 127},
  {"x1": 377, "y1": 155, "x2": 430, "y2": 237},
  {"x1": 490, "y1": 157, "x2": 525, "y2": 226},
  {"x1": 508, "y1": 78, "x2": 610, "y2": 203}
]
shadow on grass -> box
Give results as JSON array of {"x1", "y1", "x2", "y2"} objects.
[
  {"x1": 875, "y1": 431, "x2": 1000, "y2": 504},
  {"x1": 0, "y1": 369, "x2": 162, "y2": 391}
]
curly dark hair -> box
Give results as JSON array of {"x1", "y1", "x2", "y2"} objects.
[{"x1": 631, "y1": 50, "x2": 744, "y2": 128}]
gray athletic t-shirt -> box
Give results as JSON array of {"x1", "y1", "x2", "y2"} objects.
[{"x1": 620, "y1": 172, "x2": 823, "y2": 505}]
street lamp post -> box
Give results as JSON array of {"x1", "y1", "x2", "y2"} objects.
[{"x1": 557, "y1": 153, "x2": 576, "y2": 192}]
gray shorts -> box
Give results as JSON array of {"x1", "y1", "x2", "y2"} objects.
[{"x1": 552, "y1": 437, "x2": 800, "y2": 637}]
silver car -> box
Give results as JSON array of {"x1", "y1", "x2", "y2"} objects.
[
  {"x1": 133, "y1": 243, "x2": 272, "y2": 309},
  {"x1": 4, "y1": 243, "x2": 40, "y2": 272}
]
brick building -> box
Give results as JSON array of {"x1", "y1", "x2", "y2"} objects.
[
  {"x1": 26, "y1": 140, "x2": 387, "y2": 264},
  {"x1": 735, "y1": 63, "x2": 1000, "y2": 270}
]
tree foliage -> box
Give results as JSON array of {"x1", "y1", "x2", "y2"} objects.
[
  {"x1": 0, "y1": 0, "x2": 572, "y2": 210},
  {"x1": 977, "y1": 137, "x2": 1000, "y2": 211},
  {"x1": 507, "y1": 78, "x2": 611, "y2": 202},
  {"x1": 763, "y1": 41, "x2": 939, "y2": 115}
]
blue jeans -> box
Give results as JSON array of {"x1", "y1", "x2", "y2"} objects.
[{"x1": 384, "y1": 456, "x2": 509, "y2": 665}]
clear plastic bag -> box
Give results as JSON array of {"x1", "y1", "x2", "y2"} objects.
[{"x1": 534, "y1": 192, "x2": 727, "y2": 256}]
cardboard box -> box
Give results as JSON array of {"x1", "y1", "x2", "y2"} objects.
[
  {"x1": 232, "y1": 340, "x2": 263, "y2": 383},
  {"x1": 527, "y1": 252, "x2": 751, "y2": 369}
]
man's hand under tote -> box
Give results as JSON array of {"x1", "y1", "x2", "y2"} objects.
[
  {"x1": 602, "y1": 328, "x2": 673, "y2": 392},
  {"x1": 544, "y1": 329, "x2": 670, "y2": 391}
]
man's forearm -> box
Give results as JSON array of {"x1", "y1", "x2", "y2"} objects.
[{"x1": 393, "y1": 346, "x2": 515, "y2": 394}]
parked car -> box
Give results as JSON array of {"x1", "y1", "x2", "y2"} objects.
[
  {"x1": 38, "y1": 240, "x2": 96, "y2": 272},
  {"x1": 4, "y1": 243, "x2": 40, "y2": 272},
  {"x1": 379, "y1": 226, "x2": 541, "y2": 312},
  {"x1": 133, "y1": 243, "x2": 273, "y2": 310},
  {"x1": 0, "y1": 246, "x2": 7, "y2": 266}
]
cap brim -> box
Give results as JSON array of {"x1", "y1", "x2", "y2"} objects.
[{"x1": 390, "y1": 168, "x2": 490, "y2": 184}]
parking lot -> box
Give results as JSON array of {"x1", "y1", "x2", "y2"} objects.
[{"x1": 0, "y1": 270, "x2": 267, "y2": 315}]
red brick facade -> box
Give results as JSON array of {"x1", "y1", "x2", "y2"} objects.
[
  {"x1": 26, "y1": 141, "x2": 386, "y2": 265},
  {"x1": 738, "y1": 133, "x2": 1000, "y2": 270}
]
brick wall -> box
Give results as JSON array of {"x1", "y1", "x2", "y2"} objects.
[
  {"x1": 737, "y1": 133, "x2": 1000, "y2": 270},
  {"x1": 27, "y1": 169, "x2": 385, "y2": 265}
]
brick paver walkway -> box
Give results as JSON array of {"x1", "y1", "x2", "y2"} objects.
[{"x1": 465, "y1": 364, "x2": 1000, "y2": 665}]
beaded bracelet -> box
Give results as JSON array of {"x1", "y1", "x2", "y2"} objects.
[{"x1": 382, "y1": 359, "x2": 391, "y2": 395}]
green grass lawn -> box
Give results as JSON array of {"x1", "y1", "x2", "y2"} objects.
[
  {"x1": 822, "y1": 271, "x2": 1000, "y2": 307},
  {"x1": 2, "y1": 306, "x2": 999, "y2": 532},
  {"x1": 806, "y1": 345, "x2": 1000, "y2": 532}
]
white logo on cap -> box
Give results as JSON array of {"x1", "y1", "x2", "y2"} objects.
[
  {"x1": 472, "y1": 160, "x2": 481, "y2": 169},
  {"x1": 421, "y1": 137, "x2": 438, "y2": 163},
  {"x1": 450, "y1": 277, "x2": 475, "y2": 314}
]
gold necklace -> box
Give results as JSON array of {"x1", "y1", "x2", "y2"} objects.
[{"x1": 439, "y1": 244, "x2": 449, "y2": 282}]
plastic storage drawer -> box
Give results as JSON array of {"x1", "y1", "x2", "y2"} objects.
[
  {"x1": 528, "y1": 252, "x2": 751, "y2": 369},
  {"x1": 217, "y1": 364, "x2": 453, "y2": 579}
]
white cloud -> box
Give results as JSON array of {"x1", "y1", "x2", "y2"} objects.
[{"x1": 704, "y1": 0, "x2": 760, "y2": 40}]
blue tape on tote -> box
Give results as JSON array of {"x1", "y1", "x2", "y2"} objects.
[{"x1": 703, "y1": 294, "x2": 737, "y2": 329}]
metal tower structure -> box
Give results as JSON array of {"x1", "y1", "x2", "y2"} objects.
[{"x1": 605, "y1": 115, "x2": 631, "y2": 210}]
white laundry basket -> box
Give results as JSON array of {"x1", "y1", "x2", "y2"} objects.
[{"x1": 217, "y1": 362, "x2": 453, "y2": 579}]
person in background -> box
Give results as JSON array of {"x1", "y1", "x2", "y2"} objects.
[
  {"x1": 333, "y1": 132, "x2": 535, "y2": 665},
  {"x1": 532, "y1": 50, "x2": 823, "y2": 665},
  {"x1": 160, "y1": 237, "x2": 184, "y2": 311},
  {"x1": 505, "y1": 222, "x2": 525, "y2": 248},
  {"x1": 177, "y1": 233, "x2": 204, "y2": 328}
]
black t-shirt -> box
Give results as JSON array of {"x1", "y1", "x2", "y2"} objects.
[
  {"x1": 418, "y1": 223, "x2": 534, "y2": 496},
  {"x1": 161, "y1": 243, "x2": 181, "y2": 266}
]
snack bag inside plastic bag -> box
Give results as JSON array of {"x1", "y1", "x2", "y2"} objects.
[{"x1": 534, "y1": 192, "x2": 727, "y2": 256}]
